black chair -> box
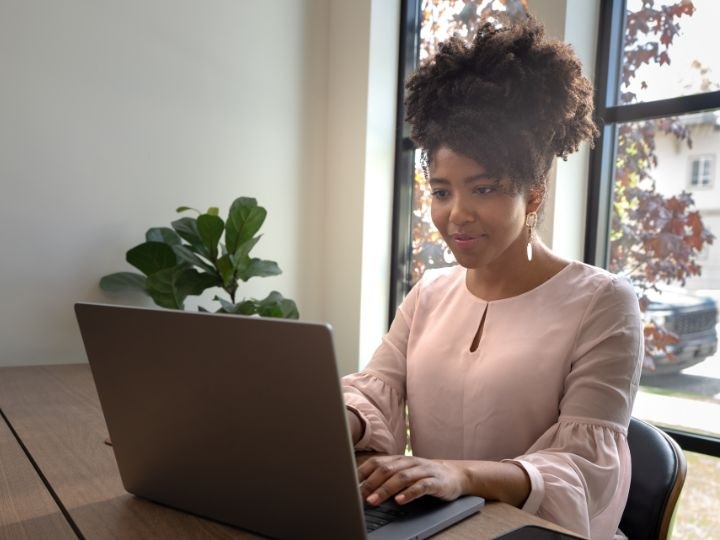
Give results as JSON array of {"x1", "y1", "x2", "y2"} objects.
[{"x1": 620, "y1": 417, "x2": 687, "y2": 539}]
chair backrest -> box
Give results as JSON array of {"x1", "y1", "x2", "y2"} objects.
[{"x1": 620, "y1": 417, "x2": 687, "y2": 540}]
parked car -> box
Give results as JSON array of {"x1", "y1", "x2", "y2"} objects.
[{"x1": 643, "y1": 288, "x2": 718, "y2": 376}]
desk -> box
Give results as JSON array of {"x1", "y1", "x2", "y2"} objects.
[{"x1": 0, "y1": 364, "x2": 576, "y2": 539}]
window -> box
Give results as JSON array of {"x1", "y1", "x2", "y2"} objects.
[
  {"x1": 689, "y1": 155, "x2": 715, "y2": 189},
  {"x1": 589, "y1": 0, "x2": 720, "y2": 447},
  {"x1": 588, "y1": 1, "x2": 720, "y2": 533}
]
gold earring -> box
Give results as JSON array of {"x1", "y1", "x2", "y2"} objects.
[{"x1": 525, "y1": 212, "x2": 538, "y2": 262}]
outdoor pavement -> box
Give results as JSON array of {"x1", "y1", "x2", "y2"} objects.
[{"x1": 635, "y1": 354, "x2": 720, "y2": 437}]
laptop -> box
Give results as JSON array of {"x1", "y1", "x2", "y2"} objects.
[{"x1": 74, "y1": 302, "x2": 484, "y2": 539}]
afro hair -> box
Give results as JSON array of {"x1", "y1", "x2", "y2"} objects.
[{"x1": 405, "y1": 14, "x2": 599, "y2": 191}]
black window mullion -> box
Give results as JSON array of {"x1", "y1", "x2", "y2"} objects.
[
  {"x1": 663, "y1": 428, "x2": 720, "y2": 458},
  {"x1": 585, "y1": 0, "x2": 625, "y2": 267},
  {"x1": 585, "y1": 122, "x2": 618, "y2": 267},
  {"x1": 606, "y1": 90, "x2": 720, "y2": 123},
  {"x1": 389, "y1": 0, "x2": 422, "y2": 323}
]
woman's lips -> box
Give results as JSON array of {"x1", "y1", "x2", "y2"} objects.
[{"x1": 450, "y1": 233, "x2": 483, "y2": 248}]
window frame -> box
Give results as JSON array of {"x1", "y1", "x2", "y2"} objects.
[
  {"x1": 389, "y1": 0, "x2": 422, "y2": 323},
  {"x1": 688, "y1": 154, "x2": 715, "y2": 189},
  {"x1": 586, "y1": 0, "x2": 720, "y2": 457}
]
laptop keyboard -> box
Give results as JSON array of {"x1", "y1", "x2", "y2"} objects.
[{"x1": 364, "y1": 500, "x2": 411, "y2": 532}]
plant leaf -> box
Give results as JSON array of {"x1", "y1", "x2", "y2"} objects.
[
  {"x1": 171, "y1": 216, "x2": 202, "y2": 245},
  {"x1": 225, "y1": 197, "x2": 266, "y2": 255},
  {"x1": 213, "y1": 295, "x2": 237, "y2": 312},
  {"x1": 176, "y1": 206, "x2": 200, "y2": 214},
  {"x1": 145, "y1": 227, "x2": 182, "y2": 246},
  {"x1": 126, "y1": 242, "x2": 177, "y2": 276},
  {"x1": 216, "y1": 254, "x2": 235, "y2": 286},
  {"x1": 99, "y1": 272, "x2": 147, "y2": 292},
  {"x1": 180, "y1": 268, "x2": 223, "y2": 291},
  {"x1": 232, "y1": 235, "x2": 261, "y2": 262},
  {"x1": 232, "y1": 300, "x2": 260, "y2": 315},
  {"x1": 237, "y1": 259, "x2": 282, "y2": 282},
  {"x1": 229, "y1": 236, "x2": 265, "y2": 281},
  {"x1": 172, "y1": 244, "x2": 216, "y2": 273},
  {"x1": 145, "y1": 268, "x2": 186, "y2": 309},
  {"x1": 197, "y1": 214, "x2": 224, "y2": 260},
  {"x1": 206, "y1": 207, "x2": 219, "y2": 216},
  {"x1": 213, "y1": 296, "x2": 260, "y2": 315},
  {"x1": 146, "y1": 266, "x2": 221, "y2": 309},
  {"x1": 256, "y1": 291, "x2": 299, "y2": 319},
  {"x1": 171, "y1": 217, "x2": 211, "y2": 259}
]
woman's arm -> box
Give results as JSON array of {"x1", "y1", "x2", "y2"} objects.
[
  {"x1": 357, "y1": 455, "x2": 530, "y2": 507},
  {"x1": 341, "y1": 282, "x2": 421, "y2": 454},
  {"x1": 346, "y1": 408, "x2": 365, "y2": 444}
]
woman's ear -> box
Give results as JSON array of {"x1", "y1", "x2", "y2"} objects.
[{"x1": 526, "y1": 186, "x2": 545, "y2": 213}]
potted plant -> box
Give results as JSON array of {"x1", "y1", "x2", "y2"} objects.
[{"x1": 100, "y1": 197, "x2": 299, "y2": 318}]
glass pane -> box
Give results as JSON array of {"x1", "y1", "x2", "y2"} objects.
[
  {"x1": 411, "y1": 149, "x2": 454, "y2": 285},
  {"x1": 620, "y1": 0, "x2": 720, "y2": 105},
  {"x1": 609, "y1": 110, "x2": 720, "y2": 438}
]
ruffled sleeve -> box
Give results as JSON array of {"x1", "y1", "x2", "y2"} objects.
[
  {"x1": 341, "y1": 282, "x2": 419, "y2": 454},
  {"x1": 507, "y1": 276, "x2": 643, "y2": 539},
  {"x1": 509, "y1": 419, "x2": 632, "y2": 539}
]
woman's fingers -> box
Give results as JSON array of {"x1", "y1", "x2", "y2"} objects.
[
  {"x1": 394, "y1": 476, "x2": 439, "y2": 504},
  {"x1": 359, "y1": 456, "x2": 413, "y2": 501},
  {"x1": 359, "y1": 456, "x2": 440, "y2": 505}
]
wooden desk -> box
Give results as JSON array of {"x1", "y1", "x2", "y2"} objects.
[{"x1": 0, "y1": 364, "x2": 575, "y2": 539}]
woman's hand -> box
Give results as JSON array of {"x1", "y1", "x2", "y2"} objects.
[{"x1": 358, "y1": 455, "x2": 467, "y2": 506}]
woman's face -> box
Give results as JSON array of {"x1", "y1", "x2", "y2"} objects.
[{"x1": 429, "y1": 146, "x2": 535, "y2": 270}]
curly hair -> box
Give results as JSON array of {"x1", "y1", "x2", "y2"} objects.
[{"x1": 405, "y1": 14, "x2": 599, "y2": 192}]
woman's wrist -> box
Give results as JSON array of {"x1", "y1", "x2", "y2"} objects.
[
  {"x1": 439, "y1": 460, "x2": 474, "y2": 499},
  {"x1": 445, "y1": 460, "x2": 531, "y2": 507}
]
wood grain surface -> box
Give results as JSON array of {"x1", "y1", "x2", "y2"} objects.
[{"x1": 0, "y1": 413, "x2": 76, "y2": 539}]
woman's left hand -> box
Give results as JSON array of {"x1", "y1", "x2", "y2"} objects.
[{"x1": 358, "y1": 455, "x2": 467, "y2": 506}]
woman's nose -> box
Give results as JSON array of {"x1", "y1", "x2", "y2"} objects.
[{"x1": 449, "y1": 196, "x2": 475, "y2": 224}]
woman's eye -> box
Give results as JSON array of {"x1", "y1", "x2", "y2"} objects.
[
  {"x1": 431, "y1": 189, "x2": 450, "y2": 200},
  {"x1": 474, "y1": 185, "x2": 496, "y2": 195}
]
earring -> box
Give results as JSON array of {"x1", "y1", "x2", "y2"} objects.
[{"x1": 525, "y1": 212, "x2": 538, "y2": 262}]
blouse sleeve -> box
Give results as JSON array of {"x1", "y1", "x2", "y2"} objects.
[
  {"x1": 341, "y1": 283, "x2": 419, "y2": 455},
  {"x1": 508, "y1": 276, "x2": 644, "y2": 539}
]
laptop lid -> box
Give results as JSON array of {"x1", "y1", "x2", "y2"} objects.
[{"x1": 75, "y1": 302, "x2": 483, "y2": 539}]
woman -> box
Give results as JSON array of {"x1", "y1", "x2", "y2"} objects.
[{"x1": 342, "y1": 15, "x2": 643, "y2": 540}]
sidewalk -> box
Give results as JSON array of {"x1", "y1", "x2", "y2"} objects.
[{"x1": 634, "y1": 390, "x2": 720, "y2": 436}]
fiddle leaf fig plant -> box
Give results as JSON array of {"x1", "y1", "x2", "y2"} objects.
[{"x1": 100, "y1": 197, "x2": 299, "y2": 318}]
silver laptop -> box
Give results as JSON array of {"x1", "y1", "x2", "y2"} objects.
[{"x1": 74, "y1": 302, "x2": 484, "y2": 539}]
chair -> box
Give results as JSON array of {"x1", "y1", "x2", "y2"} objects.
[{"x1": 620, "y1": 417, "x2": 687, "y2": 540}]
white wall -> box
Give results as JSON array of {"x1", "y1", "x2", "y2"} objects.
[{"x1": 328, "y1": 0, "x2": 399, "y2": 371}]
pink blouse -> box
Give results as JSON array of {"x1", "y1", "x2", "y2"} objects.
[{"x1": 342, "y1": 261, "x2": 643, "y2": 539}]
